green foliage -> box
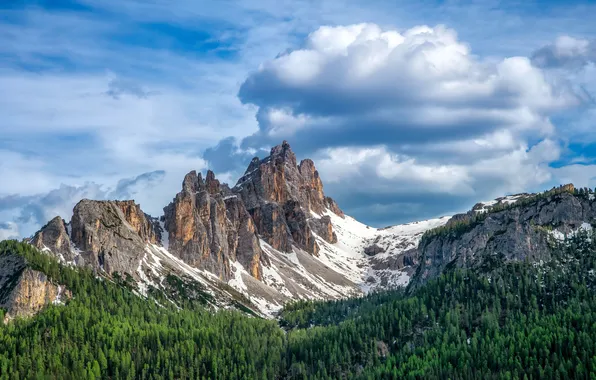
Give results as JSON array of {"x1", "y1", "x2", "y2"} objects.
[
  {"x1": 0, "y1": 241, "x2": 285, "y2": 380},
  {"x1": 2, "y1": 234, "x2": 596, "y2": 379}
]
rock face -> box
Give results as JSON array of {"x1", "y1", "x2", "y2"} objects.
[
  {"x1": 115, "y1": 201, "x2": 160, "y2": 244},
  {"x1": 233, "y1": 141, "x2": 343, "y2": 255},
  {"x1": 163, "y1": 170, "x2": 265, "y2": 280},
  {"x1": 309, "y1": 216, "x2": 338, "y2": 244},
  {"x1": 24, "y1": 141, "x2": 384, "y2": 316},
  {"x1": 69, "y1": 199, "x2": 155, "y2": 277},
  {"x1": 364, "y1": 244, "x2": 385, "y2": 256},
  {"x1": 324, "y1": 197, "x2": 345, "y2": 218},
  {"x1": 0, "y1": 253, "x2": 71, "y2": 323},
  {"x1": 31, "y1": 216, "x2": 75, "y2": 262},
  {"x1": 413, "y1": 188, "x2": 594, "y2": 286},
  {"x1": 224, "y1": 196, "x2": 269, "y2": 280}
]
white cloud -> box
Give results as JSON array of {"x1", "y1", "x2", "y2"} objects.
[
  {"x1": 315, "y1": 146, "x2": 471, "y2": 194},
  {"x1": 239, "y1": 23, "x2": 578, "y2": 153},
  {"x1": 315, "y1": 139, "x2": 561, "y2": 200},
  {"x1": 3, "y1": 1, "x2": 596, "y2": 231},
  {"x1": 233, "y1": 23, "x2": 582, "y2": 209}
]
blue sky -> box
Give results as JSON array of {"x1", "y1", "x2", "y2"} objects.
[{"x1": 1, "y1": 0, "x2": 596, "y2": 238}]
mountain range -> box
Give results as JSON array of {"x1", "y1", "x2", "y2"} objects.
[{"x1": 2, "y1": 140, "x2": 593, "y2": 321}]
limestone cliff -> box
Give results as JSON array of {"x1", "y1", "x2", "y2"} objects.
[
  {"x1": 24, "y1": 141, "x2": 359, "y2": 315},
  {"x1": 69, "y1": 199, "x2": 156, "y2": 277},
  {"x1": 115, "y1": 200, "x2": 160, "y2": 244},
  {"x1": 233, "y1": 141, "x2": 343, "y2": 255},
  {"x1": 31, "y1": 216, "x2": 75, "y2": 263},
  {"x1": 163, "y1": 170, "x2": 265, "y2": 280},
  {"x1": 0, "y1": 253, "x2": 70, "y2": 323},
  {"x1": 412, "y1": 186, "x2": 592, "y2": 287}
]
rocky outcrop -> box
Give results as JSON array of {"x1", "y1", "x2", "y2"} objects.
[
  {"x1": 413, "y1": 189, "x2": 594, "y2": 287},
  {"x1": 224, "y1": 196, "x2": 268, "y2": 280},
  {"x1": 0, "y1": 253, "x2": 71, "y2": 323},
  {"x1": 31, "y1": 216, "x2": 75, "y2": 263},
  {"x1": 115, "y1": 200, "x2": 160, "y2": 244},
  {"x1": 325, "y1": 197, "x2": 345, "y2": 218},
  {"x1": 163, "y1": 170, "x2": 265, "y2": 280},
  {"x1": 364, "y1": 244, "x2": 385, "y2": 256},
  {"x1": 25, "y1": 141, "x2": 356, "y2": 315},
  {"x1": 233, "y1": 141, "x2": 343, "y2": 255},
  {"x1": 70, "y1": 199, "x2": 153, "y2": 277},
  {"x1": 309, "y1": 216, "x2": 338, "y2": 244},
  {"x1": 298, "y1": 159, "x2": 326, "y2": 214},
  {"x1": 285, "y1": 200, "x2": 319, "y2": 256}
]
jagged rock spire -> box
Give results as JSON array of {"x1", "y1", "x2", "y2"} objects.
[
  {"x1": 232, "y1": 141, "x2": 344, "y2": 255},
  {"x1": 163, "y1": 170, "x2": 265, "y2": 280}
]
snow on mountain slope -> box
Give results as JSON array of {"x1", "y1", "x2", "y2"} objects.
[
  {"x1": 367, "y1": 217, "x2": 452, "y2": 260},
  {"x1": 361, "y1": 216, "x2": 451, "y2": 292},
  {"x1": 195, "y1": 208, "x2": 452, "y2": 316},
  {"x1": 138, "y1": 207, "x2": 452, "y2": 317},
  {"x1": 31, "y1": 205, "x2": 450, "y2": 318},
  {"x1": 473, "y1": 193, "x2": 530, "y2": 213}
]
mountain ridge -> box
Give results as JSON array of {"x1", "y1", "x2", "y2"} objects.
[
  {"x1": 22, "y1": 140, "x2": 591, "y2": 318},
  {"x1": 27, "y1": 141, "x2": 442, "y2": 316}
]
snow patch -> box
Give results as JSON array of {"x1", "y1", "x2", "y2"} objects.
[
  {"x1": 474, "y1": 194, "x2": 526, "y2": 213},
  {"x1": 251, "y1": 297, "x2": 283, "y2": 315},
  {"x1": 52, "y1": 285, "x2": 65, "y2": 305},
  {"x1": 158, "y1": 220, "x2": 169, "y2": 250},
  {"x1": 548, "y1": 222, "x2": 594, "y2": 242},
  {"x1": 228, "y1": 261, "x2": 248, "y2": 292}
]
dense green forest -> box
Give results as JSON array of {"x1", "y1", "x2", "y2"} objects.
[{"x1": 2, "y1": 231, "x2": 596, "y2": 379}]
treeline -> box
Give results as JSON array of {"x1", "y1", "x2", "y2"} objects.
[
  {"x1": 421, "y1": 184, "x2": 581, "y2": 244},
  {"x1": 0, "y1": 241, "x2": 285, "y2": 380},
  {"x1": 2, "y1": 234, "x2": 596, "y2": 378},
  {"x1": 281, "y1": 230, "x2": 596, "y2": 379}
]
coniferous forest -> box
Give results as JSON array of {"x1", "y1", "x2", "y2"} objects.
[{"x1": 2, "y1": 233, "x2": 596, "y2": 379}]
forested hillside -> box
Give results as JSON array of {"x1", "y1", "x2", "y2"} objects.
[{"x1": 2, "y1": 233, "x2": 596, "y2": 379}]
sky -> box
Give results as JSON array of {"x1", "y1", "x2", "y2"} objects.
[{"x1": 1, "y1": 0, "x2": 596, "y2": 239}]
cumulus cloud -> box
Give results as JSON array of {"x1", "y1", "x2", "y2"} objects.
[
  {"x1": 202, "y1": 23, "x2": 590, "y2": 225},
  {"x1": 532, "y1": 36, "x2": 596, "y2": 70},
  {"x1": 237, "y1": 23, "x2": 577, "y2": 154},
  {"x1": 315, "y1": 139, "x2": 559, "y2": 197},
  {"x1": 531, "y1": 36, "x2": 596, "y2": 147}
]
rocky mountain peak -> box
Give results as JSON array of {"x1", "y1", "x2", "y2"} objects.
[
  {"x1": 25, "y1": 141, "x2": 361, "y2": 316},
  {"x1": 205, "y1": 170, "x2": 221, "y2": 195},
  {"x1": 182, "y1": 170, "x2": 200, "y2": 193},
  {"x1": 269, "y1": 140, "x2": 295, "y2": 164},
  {"x1": 69, "y1": 199, "x2": 156, "y2": 277},
  {"x1": 231, "y1": 141, "x2": 344, "y2": 255},
  {"x1": 31, "y1": 216, "x2": 73, "y2": 262},
  {"x1": 163, "y1": 170, "x2": 265, "y2": 280}
]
